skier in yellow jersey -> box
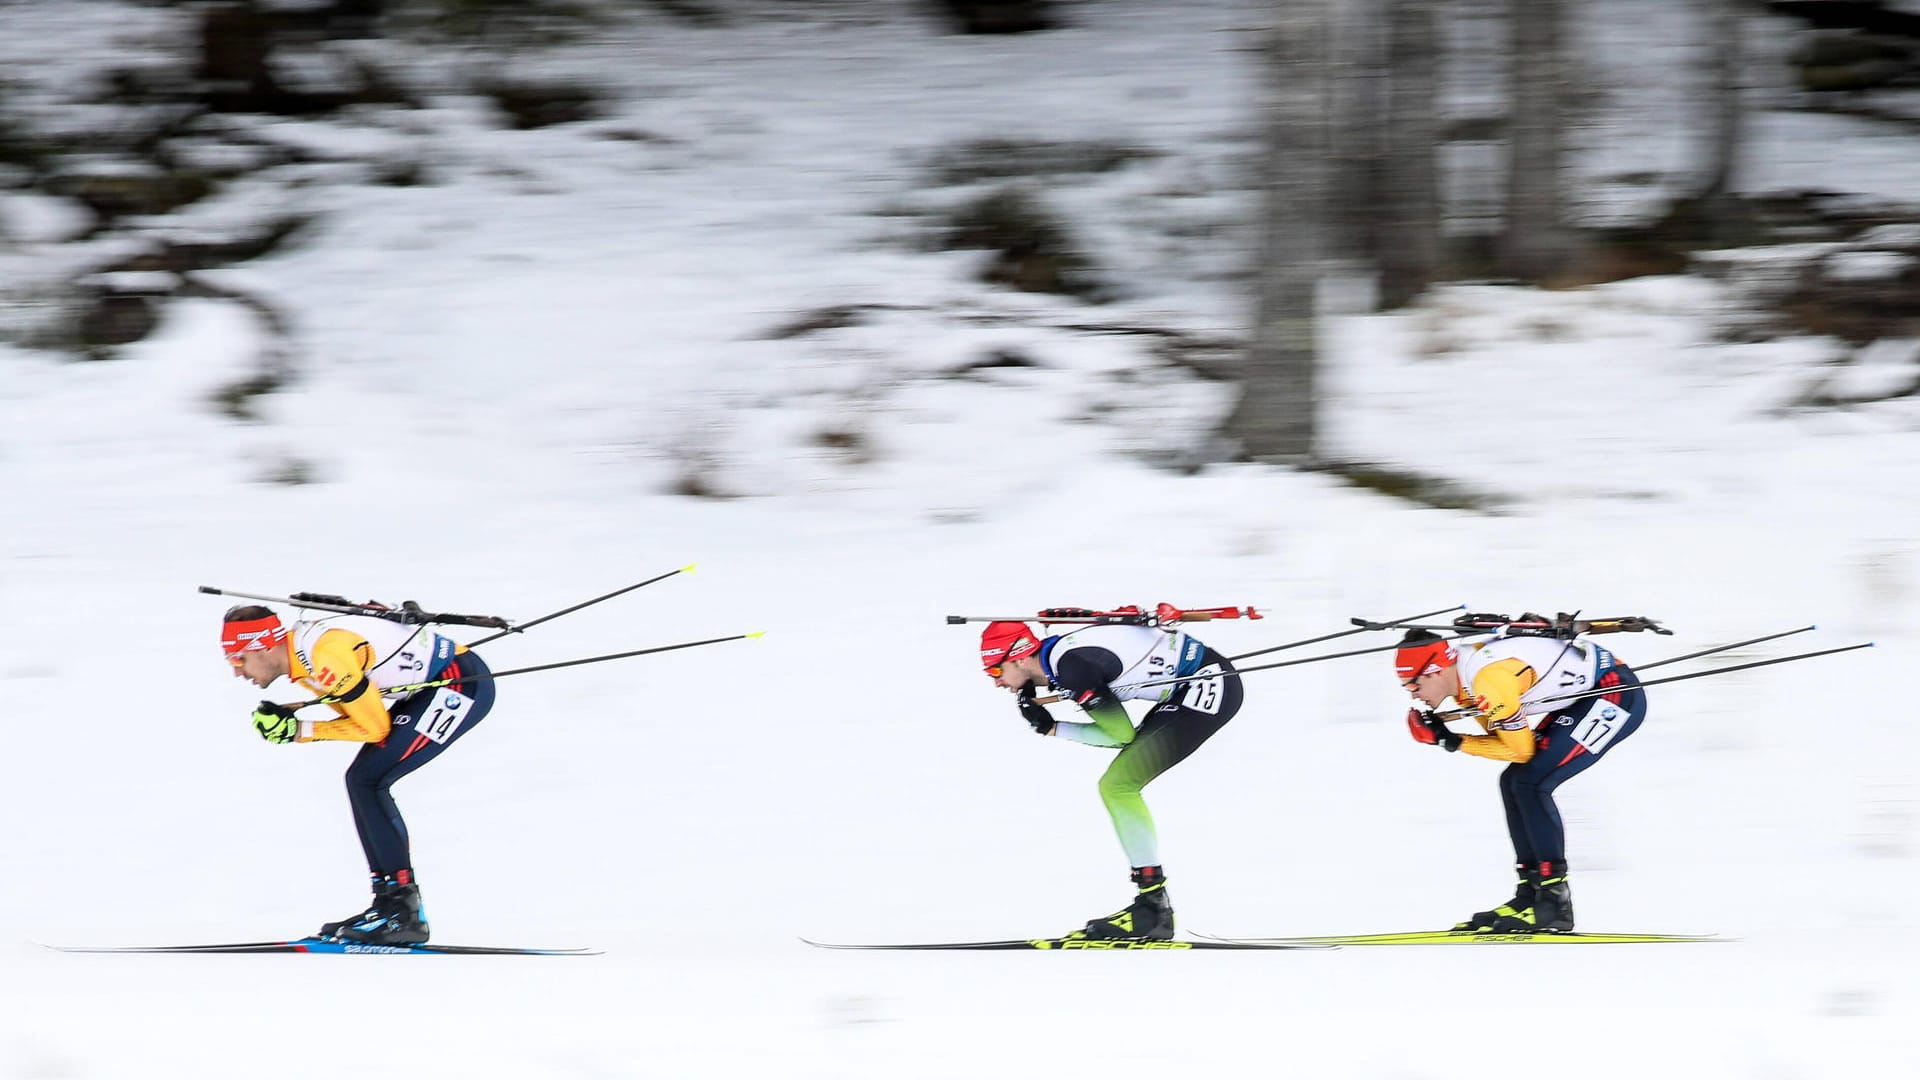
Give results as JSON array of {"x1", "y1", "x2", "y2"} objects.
[
  {"x1": 1395, "y1": 624, "x2": 1647, "y2": 933},
  {"x1": 222, "y1": 604, "x2": 495, "y2": 944}
]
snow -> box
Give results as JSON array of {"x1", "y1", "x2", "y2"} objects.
[{"x1": 2, "y1": 2, "x2": 1917, "y2": 1078}]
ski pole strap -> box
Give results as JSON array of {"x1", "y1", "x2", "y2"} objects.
[{"x1": 1229, "y1": 604, "x2": 1466, "y2": 663}]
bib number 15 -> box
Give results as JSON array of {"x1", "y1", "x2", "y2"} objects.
[{"x1": 1181, "y1": 666, "x2": 1226, "y2": 715}]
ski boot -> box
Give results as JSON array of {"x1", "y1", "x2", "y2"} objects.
[
  {"x1": 1485, "y1": 861, "x2": 1574, "y2": 934},
  {"x1": 319, "y1": 873, "x2": 390, "y2": 939},
  {"x1": 1454, "y1": 863, "x2": 1534, "y2": 932},
  {"x1": 321, "y1": 871, "x2": 431, "y2": 945},
  {"x1": 1069, "y1": 866, "x2": 1176, "y2": 941}
]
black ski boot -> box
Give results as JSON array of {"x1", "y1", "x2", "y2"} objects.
[
  {"x1": 1455, "y1": 863, "x2": 1533, "y2": 932},
  {"x1": 1070, "y1": 866, "x2": 1176, "y2": 941},
  {"x1": 1486, "y1": 861, "x2": 1574, "y2": 934},
  {"x1": 319, "y1": 874, "x2": 391, "y2": 940},
  {"x1": 325, "y1": 872, "x2": 431, "y2": 945}
]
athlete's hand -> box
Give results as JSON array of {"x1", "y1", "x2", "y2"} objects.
[
  {"x1": 1406, "y1": 708, "x2": 1461, "y2": 752},
  {"x1": 253, "y1": 701, "x2": 298, "y2": 744},
  {"x1": 1017, "y1": 686, "x2": 1055, "y2": 736}
]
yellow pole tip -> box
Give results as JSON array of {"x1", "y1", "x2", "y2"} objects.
[
  {"x1": 746, "y1": 631, "x2": 766, "y2": 639},
  {"x1": 682, "y1": 563, "x2": 697, "y2": 573}
]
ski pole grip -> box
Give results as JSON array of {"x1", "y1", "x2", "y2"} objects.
[{"x1": 946, "y1": 615, "x2": 967, "y2": 625}]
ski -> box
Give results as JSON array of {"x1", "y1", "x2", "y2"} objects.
[
  {"x1": 46, "y1": 937, "x2": 599, "y2": 956},
  {"x1": 802, "y1": 936, "x2": 1330, "y2": 951},
  {"x1": 1195, "y1": 930, "x2": 1721, "y2": 947}
]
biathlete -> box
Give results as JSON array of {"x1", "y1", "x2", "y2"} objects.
[
  {"x1": 1396, "y1": 625, "x2": 1648, "y2": 933},
  {"x1": 222, "y1": 604, "x2": 494, "y2": 945},
  {"x1": 979, "y1": 618, "x2": 1242, "y2": 940}
]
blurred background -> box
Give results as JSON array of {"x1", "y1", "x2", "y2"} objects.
[{"x1": 1, "y1": 2, "x2": 1917, "y2": 1078}]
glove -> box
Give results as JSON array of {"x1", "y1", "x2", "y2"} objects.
[
  {"x1": 1405, "y1": 708, "x2": 1461, "y2": 752},
  {"x1": 1017, "y1": 686, "x2": 1055, "y2": 736},
  {"x1": 252, "y1": 701, "x2": 298, "y2": 744}
]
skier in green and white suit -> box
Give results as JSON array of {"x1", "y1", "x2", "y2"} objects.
[{"x1": 979, "y1": 619, "x2": 1243, "y2": 940}]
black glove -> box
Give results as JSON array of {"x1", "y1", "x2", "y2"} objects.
[
  {"x1": 1017, "y1": 686, "x2": 1055, "y2": 736},
  {"x1": 1405, "y1": 708, "x2": 1461, "y2": 752}
]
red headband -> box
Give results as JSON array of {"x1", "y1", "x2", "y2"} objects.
[
  {"x1": 221, "y1": 614, "x2": 287, "y2": 658},
  {"x1": 1395, "y1": 638, "x2": 1457, "y2": 681},
  {"x1": 979, "y1": 621, "x2": 1042, "y2": 671}
]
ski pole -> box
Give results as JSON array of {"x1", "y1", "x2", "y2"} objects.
[
  {"x1": 1126, "y1": 627, "x2": 1491, "y2": 693},
  {"x1": 200, "y1": 585, "x2": 510, "y2": 630},
  {"x1": 1443, "y1": 638, "x2": 1873, "y2": 714},
  {"x1": 1634, "y1": 625, "x2": 1814, "y2": 672},
  {"x1": 1528, "y1": 641, "x2": 1873, "y2": 708},
  {"x1": 1227, "y1": 604, "x2": 1465, "y2": 663},
  {"x1": 467, "y1": 564, "x2": 696, "y2": 647},
  {"x1": 290, "y1": 632, "x2": 763, "y2": 708}
]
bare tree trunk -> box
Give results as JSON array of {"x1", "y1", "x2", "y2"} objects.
[
  {"x1": 1327, "y1": 1, "x2": 1383, "y2": 281},
  {"x1": 1221, "y1": 1, "x2": 1331, "y2": 463},
  {"x1": 1497, "y1": 0, "x2": 1578, "y2": 282},
  {"x1": 1377, "y1": 0, "x2": 1441, "y2": 308},
  {"x1": 1693, "y1": 0, "x2": 1746, "y2": 245},
  {"x1": 935, "y1": 0, "x2": 1056, "y2": 34}
]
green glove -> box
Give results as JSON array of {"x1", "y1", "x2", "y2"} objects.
[{"x1": 252, "y1": 701, "x2": 298, "y2": 744}]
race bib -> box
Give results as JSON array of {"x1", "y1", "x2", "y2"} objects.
[
  {"x1": 1180, "y1": 665, "x2": 1226, "y2": 716},
  {"x1": 413, "y1": 690, "x2": 475, "y2": 746},
  {"x1": 1571, "y1": 700, "x2": 1627, "y2": 754}
]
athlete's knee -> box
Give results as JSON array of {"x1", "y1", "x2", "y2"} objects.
[
  {"x1": 342, "y1": 761, "x2": 389, "y2": 800},
  {"x1": 1504, "y1": 765, "x2": 1548, "y2": 795},
  {"x1": 1098, "y1": 769, "x2": 1144, "y2": 804}
]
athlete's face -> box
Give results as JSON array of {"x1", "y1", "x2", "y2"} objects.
[
  {"x1": 1403, "y1": 665, "x2": 1458, "y2": 708},
  {"x1": 990, "y1": 654, "x2": 1044, "y2": 692},
  {"x1": 229, "y1": 647, "x2": 285, "y2": 689}
]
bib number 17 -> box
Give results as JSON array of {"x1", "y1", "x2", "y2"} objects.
[{"x1": 1571, "y1": 701, "x2": 1625, "y2": 754}]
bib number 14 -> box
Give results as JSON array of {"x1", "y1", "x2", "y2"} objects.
[{"x1": 416, "y1": 692, "x2": 474, "y2": 746}]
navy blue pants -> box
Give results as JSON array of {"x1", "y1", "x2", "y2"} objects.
[
  {"x1": 1498, "y1": 664, "x2": 1646, "y2": 869},
  {"x1": 344, "y1": 651, "x2": 494, "y2": 876}
]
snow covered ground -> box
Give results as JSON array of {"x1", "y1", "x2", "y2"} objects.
[{"x1": 1, "y1": 2, "x2": 1916, "y2": 1077}]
